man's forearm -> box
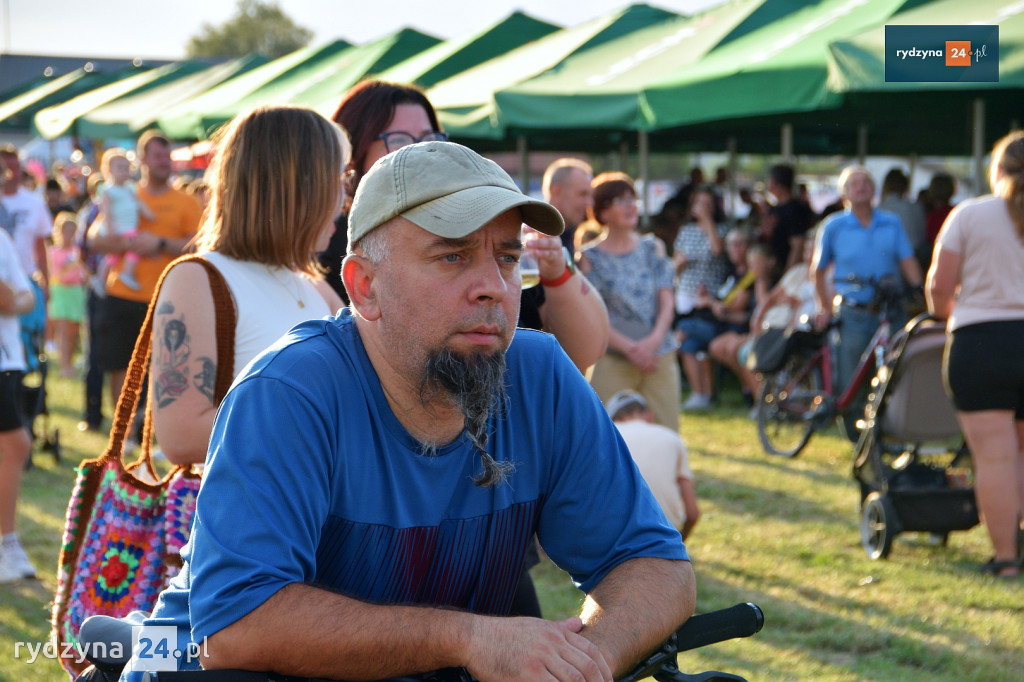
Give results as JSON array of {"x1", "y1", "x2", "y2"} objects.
[
  {"x1": 579, "y1": 557, "x2": 696, "y2": 677},
  {"x1": 204, "y1": 583, "x2": 470, "y2": 679},
  {"x1": 539, "y1": 273, "x2": 609, "y2": 372},
  {"x1": 813, "y1": 268, "x2": 831, "y2": 312}
]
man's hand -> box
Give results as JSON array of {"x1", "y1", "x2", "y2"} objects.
[
  {"x1": 812, "y1": 307, "x2": 831, "y2": 331},
  {"x1": 130, "y1": 231, "x2": 163, "y2": 258},
  {"x1": 466, "y1": 615, "x2": 613, "y2": 682},
  {"x1": 523, "y1": 230, "x2": 568, "y2": 281},
  {"x1": 625, "y1": 340, "x2": 659, "y2": 374}
]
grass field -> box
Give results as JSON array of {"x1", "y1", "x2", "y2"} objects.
[{"x1": 1, "y1": 369, "x2": 1022, "y2": 681}]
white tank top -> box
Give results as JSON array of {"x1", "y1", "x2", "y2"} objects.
[{"x1": 201, "y1": 252, "x2": 332, "y2": 376}]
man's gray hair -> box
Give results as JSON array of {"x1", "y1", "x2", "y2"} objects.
[
  {"x1": 351, "y1": 220, "x2": 393, "y2": 264},
  {"x1": 542, "y1": 157, "x2": 593, "y2": 200}
]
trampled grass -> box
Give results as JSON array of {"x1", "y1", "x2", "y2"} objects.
[{"x1": 2, "y1": 371, "x2": 1022, "y2": 681}]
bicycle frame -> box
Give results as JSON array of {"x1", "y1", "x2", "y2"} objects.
[{"x1": 757, "y1": 310, "x2": 898, "y2": 458}]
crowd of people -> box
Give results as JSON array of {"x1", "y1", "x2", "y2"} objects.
[{"x1": 0, "y1": 76, "x2": 1020, "y2": 680}]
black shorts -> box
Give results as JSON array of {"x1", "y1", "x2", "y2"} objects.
[
  {"x1": 0, "y1": 370, "x2": 26, "y2": 431},
  {"x1": 945, "y1": 320, "x2": 1024, "y2": 418},
  {"x1": 93, "y1": 295, "x2": 149, "y2": 372}
]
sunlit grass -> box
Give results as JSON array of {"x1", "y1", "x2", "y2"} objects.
[{"x1": 1, "y1": 369, "x2": 1022, "y2": 681}]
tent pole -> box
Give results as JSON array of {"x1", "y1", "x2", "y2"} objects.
[
  {"x1": 973, "y1": 98, "x2": 985, "y2": 196},
  {"x1": 517, "y1": 134, "x2": 529, "y2": 194},
  {"x1": 639, "y1": 130, "x2": 650, "y2": 228},
  {"x1": 727, "y1": 136, "x2": 738, "y2": 221},
  {"x1": 857, "y1": 124, "x2": 868, "y2": 165},
  {"x1": 908, "y1": 152, "x2": 917, "y2": 194},
  {"x1": 781, "y1": 124, "x2": 793, "y2": 161}
]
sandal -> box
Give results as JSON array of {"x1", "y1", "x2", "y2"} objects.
[{"x1": 980, "y1": 557, "x2": 1021, "y2": 578}]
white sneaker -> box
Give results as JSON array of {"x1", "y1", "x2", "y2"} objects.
[
  {"x1": 118, "y1": 271, "x2": 141, "y2": 291},
  {"x1": 681, "y1": 393, "x2": 711, "y2": 411},
  {"x1": 0, "y1": 542, "x2": 37, "y2": 581}
]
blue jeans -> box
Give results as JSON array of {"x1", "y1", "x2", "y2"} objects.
[{"x1": 833, "y1": 304, "x2": 879, "y2": 394}]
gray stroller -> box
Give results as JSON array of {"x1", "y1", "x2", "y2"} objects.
[{"x1": 852, "y1": 314, "x2": 977, "y2": 559}]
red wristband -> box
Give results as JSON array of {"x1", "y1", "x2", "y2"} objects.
[{"x1": 540, "y1": 266, "x2": 573, "y2": 288}]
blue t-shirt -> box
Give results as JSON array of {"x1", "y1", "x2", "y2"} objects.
[
  {"x1": 127, "y1": 309, "x2": 686, "y2": 677},
  {"x1": 815, "y1": 208, "x2": 914, "y2": 305}
]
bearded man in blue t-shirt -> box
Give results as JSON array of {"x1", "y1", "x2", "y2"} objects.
[{"x1": 131, "y1": 141, "x2": 694, "y2": 682}]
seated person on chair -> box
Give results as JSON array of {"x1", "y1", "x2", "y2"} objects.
[{"x1": 120, "y1": 142, "x2": 695, "y2": 682}]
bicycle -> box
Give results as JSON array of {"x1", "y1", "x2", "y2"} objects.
[
  {"x1": 77, "y1": 603, "x2": 764, "y2": 682},
  {"x1": 755, "y1": 276, "x2": 915, "y2": 458}
]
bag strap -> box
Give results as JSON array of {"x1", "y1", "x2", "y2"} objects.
[{"x1": 99, "y1": 254, "x2": 237, "y2": 480}]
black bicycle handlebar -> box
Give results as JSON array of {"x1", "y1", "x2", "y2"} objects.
[
  {"x1": 617, "y1": 603, "x2": 764, "y2": 682},
  {"x1": 676, "y1": 603, "x2": 764, "y2": 653}
]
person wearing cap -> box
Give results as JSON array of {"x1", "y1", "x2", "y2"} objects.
[
  {"x1": 126, "y1": 141, "x2": 693, "y2": 682},
  {"x1": 323, "y1": 80, "x2": 608, "y2": 375},
  {"x1": 607, "y1": 390, "x2": 700, "y2": 542}
]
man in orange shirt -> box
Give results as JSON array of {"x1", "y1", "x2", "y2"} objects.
[{"x1": 88, "y1": 131, "x2": 200, "y2": 414}]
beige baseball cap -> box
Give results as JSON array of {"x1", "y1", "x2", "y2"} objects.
[
  {"x1": 348, "y1": 141, "x2": 564, "y2": 243},
  {"x1": 606, "y1": 390, "x2": 649, "y2": 420}
]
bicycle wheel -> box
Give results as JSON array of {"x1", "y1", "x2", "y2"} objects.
[{"x1": 756, "y1": 355, "x2": 826, "y2": 457}]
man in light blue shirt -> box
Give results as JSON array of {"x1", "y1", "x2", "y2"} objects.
[{"x1": 812, "y1": 167, "x2": 923, "y2": 437}]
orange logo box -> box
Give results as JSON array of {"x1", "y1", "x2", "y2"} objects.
[{"x1": 946, "y1": 41, "x2": 971, "y2": 66}]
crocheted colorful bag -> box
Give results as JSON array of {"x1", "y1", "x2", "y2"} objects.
[{"x1": 51, "y1": 256, "x2": 235, "y2": 678}]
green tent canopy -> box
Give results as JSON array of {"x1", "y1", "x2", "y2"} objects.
[
  {"x1": 492, "y1": 0, "x2": 787, "y2": 135},
  {"x1": 375, "y1": 12, "x2": 560, "y2": 90},
  {"x1": 825, "y1": 0, "x2": 1024, "y2": 156},
  {"x1": 155, "y1": 40, "x2": 352, "y2": 140},
  {"x1": 641, "y1": 0, "x2": 923, "y2": 131},
  {"x1": 0, "y1": 67, "x2": 136, "y2": 133},
  {"x1": 33, "y1": 60, "x2": 211, "y2": 139},
  {"x1": 429, "y1": 3, "x2": 680, "y2": 140},
  {"x1": 68, "y1": 55, "x2": 268, "y2": 141},
  {"x1": 290, "y1": 28, "x2": 442, "y2": 117}
]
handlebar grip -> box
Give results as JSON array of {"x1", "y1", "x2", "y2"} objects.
[{"x1": 675, "y1": 603, "x2": 764, "y2": 653}]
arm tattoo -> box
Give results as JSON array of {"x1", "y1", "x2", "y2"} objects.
[
  {"x1": 153, "y1": 311, "x2": 193, "y2": 408},
  {"x1": 193, "y1": 357, "x2": 216, "y2": 403}
]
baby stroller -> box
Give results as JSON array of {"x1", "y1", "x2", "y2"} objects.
[
  {"x1": 852, "y1": 314, "x2": 977, "y2": 559},
  {"x1": 20, "y1": 288, "x2": 60, "y2": 466}
]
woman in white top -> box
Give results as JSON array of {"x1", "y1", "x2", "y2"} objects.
[
  {"x1": 149, "y1": 106, "x2": 349, "y2": 465},
  {"x1": 927, "y1": 130, "x2": 1024, "y2": 578}
]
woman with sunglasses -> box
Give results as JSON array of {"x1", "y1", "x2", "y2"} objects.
[{"x1": 318, "y1": 81, "x2": 447, "y2": 300}]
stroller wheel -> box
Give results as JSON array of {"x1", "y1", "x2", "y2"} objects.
[{"x1": 861, "y1": 492, "x2": 900, "y2": 560}]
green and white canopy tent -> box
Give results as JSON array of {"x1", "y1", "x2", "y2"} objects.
[
  {"x1": 286, "y1": 28, "x2": 442, "y2": 117},
  {"x1": 490, "y1": 0, "x2": 793, "y2": 147},
  {"x1": 45, "y1": 55, "x2": 269, "y2": 141},
  {"x1": 429, "y1": 3, "x2": 681, "y2": 144},
  {"x1": 373, "y1": 11, "x2": 560, "y2": 90},
  {"x1": 827, "y1": 0, "x2": 1024, "y2": 189},
  {"x1": 0, "y1": 66, "x2": 138, "y2": 134},
  {"x1": 33, "y1": 60, "x2": 214, "y2": 139},
  {"x1": 154, "y1": 40, "x2": 353, "y2": 140}
]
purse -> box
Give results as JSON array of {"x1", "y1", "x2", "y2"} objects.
[
  {"x1": 745, "y1": 328, "x2": 789, "y2": 373},
  {"x1": 50, "y1": 255, "x2": 236, "y2": 678}
]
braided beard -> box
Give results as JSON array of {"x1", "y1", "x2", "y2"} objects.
[{"x1": 417, "y1": 348, "x2": 513, "y2": 487}]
